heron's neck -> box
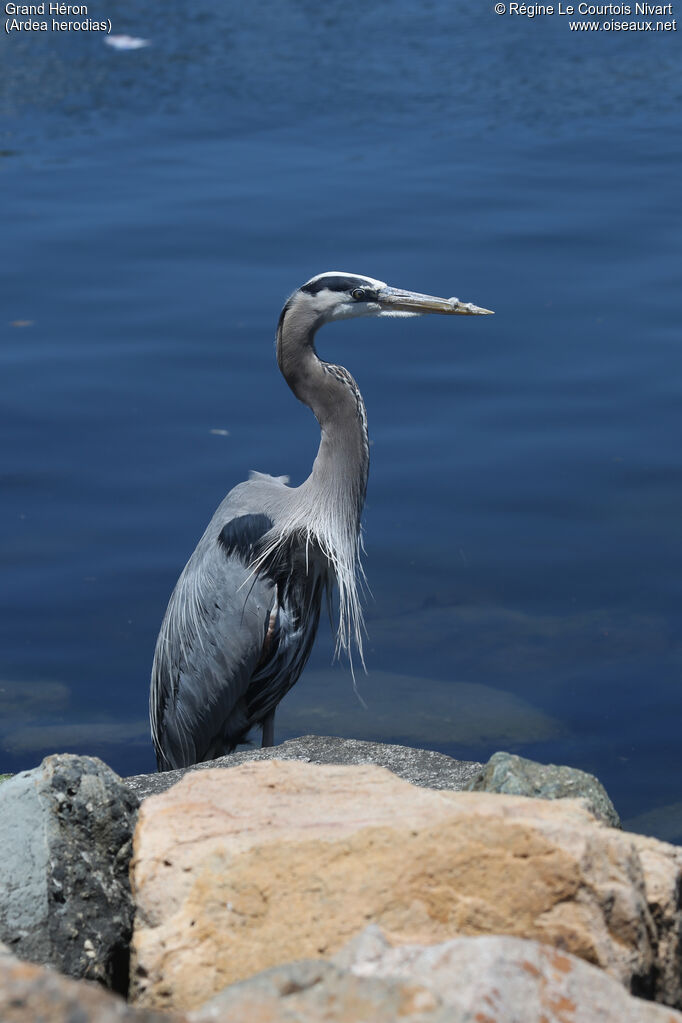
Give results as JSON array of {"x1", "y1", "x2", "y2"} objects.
[
  {"x1": 276, "y1": 304, "x2": 369, "y2": 531},
  {"x1": 274, "y1": 300, "x2": 369, "y2": 665}
]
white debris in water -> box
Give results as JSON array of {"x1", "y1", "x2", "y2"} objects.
[{"x1": 105, "y1": 35, "x2": 150, "y2": 50}]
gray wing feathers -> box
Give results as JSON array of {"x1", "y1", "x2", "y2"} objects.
[
  {"x1": 150, "y1": 474, "x2": 329, "y2": 771},
  {"x1": 150, "y1": 540, "x2": 275, "y2": 770}
]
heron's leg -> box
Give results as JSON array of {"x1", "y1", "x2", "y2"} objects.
[{"x1": 262, "y1": 710, "x2": 275, "y2": 748}]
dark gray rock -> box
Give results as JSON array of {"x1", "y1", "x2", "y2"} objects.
[
  {"x1": 466, "y1": 750, "x2": 621, "y2": 828},
  {"x1": 0, "y1": 754, "x2": 139, "y2": 994},
  {"x1": 125, "y1": 735, "x2": 483, "y2": 801}
]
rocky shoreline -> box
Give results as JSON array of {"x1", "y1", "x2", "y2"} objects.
[{"x1": 1, "y1": 736, "x2": 680, "y2": 1022}]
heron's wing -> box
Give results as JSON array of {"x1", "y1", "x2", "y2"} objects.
[
  {"x1": 244, "y1": 542, "x2": 329, "y2": 723},
  {"x1": 150, "y1": 513, "x2": 276, "y2": 770}
]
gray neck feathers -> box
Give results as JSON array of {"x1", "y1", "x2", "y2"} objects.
[{"x1": 272, "y1": 297, "x2": 370, "y2": 664}]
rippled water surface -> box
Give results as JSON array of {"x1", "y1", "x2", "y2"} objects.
[{"x1": 1, "y1": 0, "x2": 680, "y2": 838}]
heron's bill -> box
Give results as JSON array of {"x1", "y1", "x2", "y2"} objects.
[{"x1": 378, "y1": 287, "x2": 494, "y2": 316}]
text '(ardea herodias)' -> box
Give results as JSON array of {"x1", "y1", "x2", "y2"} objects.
[{"x1": 150, "y1": 272, "x2": 493, "y2": 771}]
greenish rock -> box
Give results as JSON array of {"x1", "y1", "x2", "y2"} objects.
[
  {"x1": 465, "y1": 751, "x2": 620, "y2": 828},
  {"x1": 0, "y1": 775, "x2": 12, "y2": 784}
]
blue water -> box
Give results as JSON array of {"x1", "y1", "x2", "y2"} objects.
[{"x1": 1, "y1": 1, "x2": 680, "y2": 836}]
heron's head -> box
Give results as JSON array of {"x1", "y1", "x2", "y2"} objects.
[{"x1": 294, "y1": 271, "x2": 494, "y2": 323}]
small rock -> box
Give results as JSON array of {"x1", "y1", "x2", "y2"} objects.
[
  {"x1": 466, "y1": 750, "x2": 621, "y2": 827},
  {"x1": 0, "y1": 942, "x2": 183, "y2": 1022},
  {"x1": 0, "y1": 754, "x2": 139, "y2": 993}
]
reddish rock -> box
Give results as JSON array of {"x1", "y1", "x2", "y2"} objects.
[
  {"x1": 189, "y1": 930, "x2": 682, "y2": 1023},
  {"x1": 334, "y1": 928, "x2": 682, "y2": 1023},
  {"x1": 0, "y1": 943, "x2": 184, "y2": 1023}
]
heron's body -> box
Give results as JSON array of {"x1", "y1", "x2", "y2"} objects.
[
  {"x1": 150, "y1": 272, "x2": 492, "y2": 771},
  {"x1": 150, "y1": 474, "x2": 330, "y2": 768}
]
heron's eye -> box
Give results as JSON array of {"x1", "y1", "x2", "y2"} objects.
[{"x1": 351, "y1": 288, "x2": 366, "y2": 301}]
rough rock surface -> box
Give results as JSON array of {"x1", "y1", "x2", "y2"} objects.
[
  {"x1": 467, "y1": 749, "x2": 621, "y2": 827},
  {"x1": 631, "y1": 833, "x2": 682, "y2": 1009},
  {"x1": 190, "y1": 929, "x2": 682, "y2": 1023},
  {"x1": 0, "y1": 941, "x2": 183, "y2": 1022},
  {"x1": 0, "y1": 754, "x2": 138, "y2": 993},
  {"x1": 130, "y1": 758, "x2": 661, "y2": 1011},
  {"x1": 190, "y1": 958, "x2": 450, "y2": 1023},
  {"x1": 125, "y1": 734, "x2": 482, "y2": 800},
  {"x1": 335, "y1": 927, "x2": 682, "y2": 1023}
]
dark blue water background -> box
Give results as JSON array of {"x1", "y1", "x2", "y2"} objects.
[{"x1": 1, "y1": 1, "x2": 680, "y2": 837}]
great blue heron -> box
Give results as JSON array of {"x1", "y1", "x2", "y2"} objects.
[{"x1": 150, "y1": 272, "x2": 493, "y2": 770}]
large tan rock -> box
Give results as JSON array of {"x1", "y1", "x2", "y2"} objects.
[
  {"x1": 130, "y1": 759, "x2": 662, "y2": 1011},
  {"x1": 189, "y1": 929, "x2": 682, "y2": 1023}
]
